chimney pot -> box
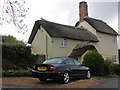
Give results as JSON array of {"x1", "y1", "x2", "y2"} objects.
[{"x1": 79, "y1": 1, "x2": 88, "y2": 22}]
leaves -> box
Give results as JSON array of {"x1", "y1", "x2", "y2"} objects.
[
  {"x1": 2, "y1": 44, "x2": 37, "y2": 70},
  {"x1": 83, "y1": 50, "x2": 105, "y2": 76},
  {"x1": 2, "y1": 35, "x2": 26, "y2": 45}
]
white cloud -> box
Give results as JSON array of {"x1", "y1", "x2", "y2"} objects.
[{"x1": 107, "y1": 16, "x2": 118, "y2": 32}]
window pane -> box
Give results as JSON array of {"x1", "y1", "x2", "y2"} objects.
[
  {"x1": 73, "y1": 59, "x2": 81, "y2": 65},
  {"x1": 60, "y1": 38, "x2": 68, "y2": 47},
  {"x1": 64, "y1": 38, "x2": 67, "y2": 46},
  {"x1": 112, "y1": 55, "x2": 116, "y2": 62},
  {"x1": 43, "y1": 58, "x2": 63, "y2": 64},
  {"x1": 66, "y1": 59, "x2": 75, "y2": 65},
  {"x1": 113, "y1": 37, "x2": 116, "y2": 44}
]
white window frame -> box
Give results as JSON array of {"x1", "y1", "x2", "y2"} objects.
[{"x1": 60, "y1": 38, "x2": 68, "y2": 47}]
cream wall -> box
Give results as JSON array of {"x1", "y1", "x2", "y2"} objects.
[
  {"x1": 78, "y1": 21, "x2": 119, "y2": 63},
  {"x1": 78, "y1": 50, "x2": 89, "y2": 64},
  {"x1": 31, "y1": 26, "x2": 83, "y2": 59},
  {"x1": 79, "y1": 21, "x2": 97, "y2": 35},
  {"x1": 51, "y1": 37, "x2": 82, "y2": 57},
  {"x1": 95, "y1": 32, "x2": 118, "y2": 63},
  {"x1": 31, "y1": 26, "x2": 53, "y2": 59}
]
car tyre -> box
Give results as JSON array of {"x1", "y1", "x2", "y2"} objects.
[
  {"x1": 61, "y1": 72, "x2": 70, "y2": 84},
  {"x1": 86, "y1": 70, "x2": 91, "y2": 79},
  {"x1": 39, "y1": 78, "x2": 47, "y2": 82}
]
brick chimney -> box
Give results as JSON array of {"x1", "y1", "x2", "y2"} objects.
[{"x1": 79, "y1": 1, "x2": 88, "y2": 22}]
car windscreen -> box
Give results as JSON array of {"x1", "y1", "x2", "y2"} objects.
[{"x1": 43, "y1": 58, "x2": 63, "y2": 64}]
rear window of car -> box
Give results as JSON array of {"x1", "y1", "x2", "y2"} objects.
[{"x1": 43, "y1": 58, "x2": 63, "y2": 64}]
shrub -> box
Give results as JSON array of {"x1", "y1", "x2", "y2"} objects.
[
  {"x1": 2, "y1": 44, "x2": 38, "y2": 70},
  {"x1": 103, "y1": 60, "x2": 114, "y2": 76},
  {"x1": 112, "y1": 64, "x2": 120, "y2": 75},
  {"x1": 2, "y1": 59, "x2": 20, "y2": 70},
  {"x1": 2, "y1": 70, "x2": 32, "y2": 77},
  {"x1": 83, "y1": 50, "x2": 104, "y2": 76}
]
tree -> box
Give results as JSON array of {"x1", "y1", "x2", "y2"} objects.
[
  {"x1": 2, "y1": 35, "x2": 26, "y2": 45},
  {"x1": 0, "y1": 0, "x2": 28, "y2": 34}
]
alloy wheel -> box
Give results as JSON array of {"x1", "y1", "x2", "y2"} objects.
[
  {"x1": 86, "y1": 71, "x2": 91, "y2": 79},
  {"x1": 63, "y1": 72, "x2": 70, "y2": 84}
]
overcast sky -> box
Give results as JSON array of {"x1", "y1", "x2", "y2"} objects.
[{"x1": 0, "y1": 0, "x2": 120, "y2": 48}]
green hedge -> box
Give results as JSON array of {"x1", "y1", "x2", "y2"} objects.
[
  {"x1": 2, "y1": 70, "x2": 32, "y2": 77},
  {"x1": 2, "y1": 44, "x2": 38, "y2": 70}
]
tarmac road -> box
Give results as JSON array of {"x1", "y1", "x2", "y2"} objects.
[{"x1": 92, "y1": 76, "x2": 119, "y2": 88}]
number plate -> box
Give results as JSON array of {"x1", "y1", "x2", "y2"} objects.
[{"x1": 38, "y1": 67, "x2": 47, "y2": 71}]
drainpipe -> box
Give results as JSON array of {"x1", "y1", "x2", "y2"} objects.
[{"x1": 46, "y1": 35, "x2": 48, "y2": 59}]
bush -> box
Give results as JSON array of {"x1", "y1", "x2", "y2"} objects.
[
  {"x1": 103, "y1": 60, "x2": 114, "y2": 76},
  {"x1": 103, "y1": 59, "x2": 120, "y2": 76},
  {"x1": 2, "y1": 59, "x2": 19, "y2": 70},
  {"x1": 83, "y1": 50, "x2": 104, "y2": 76},
  {"x1": 2, "y1": 44, "x2": 38, "y2": 70},
  {"x1": 112, "y1": 64, "x2": 120, "y2": 75},
  {"x1": 2, "y1": 70, "x2": 32, "y2": 77}
]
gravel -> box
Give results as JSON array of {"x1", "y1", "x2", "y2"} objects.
[{"x1": 2, "y1": 77, "x2": 104, "y2": 88}]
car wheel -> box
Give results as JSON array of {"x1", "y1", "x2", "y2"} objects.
[
  {"x1": 61, "y1": 72, "x2": 70, "y2": 84},
  {"x1": 86, "y1": 70, "x2": 91, "y2": 79},
  {"x1": 39, "y1": 78, "x2": 47, "y2": 82}
]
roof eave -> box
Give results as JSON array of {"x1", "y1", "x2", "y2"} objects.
[
  {"x1": 51, "y1": 36, "x2": 99, "y2": 42},
  {"x1": 28, "y1": 20, "x2": 40, "y2": 44},
  {"x1": 97, "y1": 31, "x2": 119, "y2": 36}
]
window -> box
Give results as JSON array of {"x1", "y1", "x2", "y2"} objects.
[
  {"x1": 66, "y1": 59, "x2": 75, "y2": 65},
  {"x1": 113, "y1": 36, "x2": 116, "y2": 44},
  {"x1": 60, "y1": 38, "x2": 68, "y2": 47},
  {"x1": 73, "y1": 59, "x2": 81, "y2": 65},
  {"x1": 112, "y1": 55, "x2": 117, "y2": 62},
  {"x1": 43, "y1": 58, "x2": 63, "y2": 64}
]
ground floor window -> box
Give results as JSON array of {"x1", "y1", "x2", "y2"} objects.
[
  {"x1": 112, "y1": 55, "x2": 117, "y2": 62},
  {"x1": 106, "y1": 55, "x2": 117, "y2": 63}
]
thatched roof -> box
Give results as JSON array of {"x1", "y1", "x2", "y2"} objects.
[
  {"x1": 69, "y1": 42, "x2": 96, "y2": 58},
  {"x1": 28, "y1": 19, "x2": 99, "y2": 44},
  {"x1": 75, "y1": 17, "x2": 119, "y2": 36}
]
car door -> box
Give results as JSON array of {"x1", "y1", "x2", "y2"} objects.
[
  {"x1": 65, "y1": 58, "x2": 80, "y2": 77},
  {"x1": 72, "y1": 59, "x2": 85, "y2": 77},
  {"x1": 73, "y1": 59, "x2": 87, "y2": 77}
]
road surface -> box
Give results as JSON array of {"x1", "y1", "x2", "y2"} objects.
[{"x1": 92, "y1": 76, "x2": 119, "y2": 89}]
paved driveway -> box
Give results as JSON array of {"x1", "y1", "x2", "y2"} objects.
[
  {"x1": 2, "y1": 76, "x2": 119, "y2": 89},
  {"x1": 2, "y1": 77, "x2": 103, "y2": 88}
]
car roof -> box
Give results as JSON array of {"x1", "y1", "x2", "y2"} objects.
[{"x1": 46, "y1": 56, "x2": 71, "y2": 60}]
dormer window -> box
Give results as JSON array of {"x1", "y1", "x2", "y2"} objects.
[{"x1": 60, "y1": 38, "x2": 68, "y2": 47}]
